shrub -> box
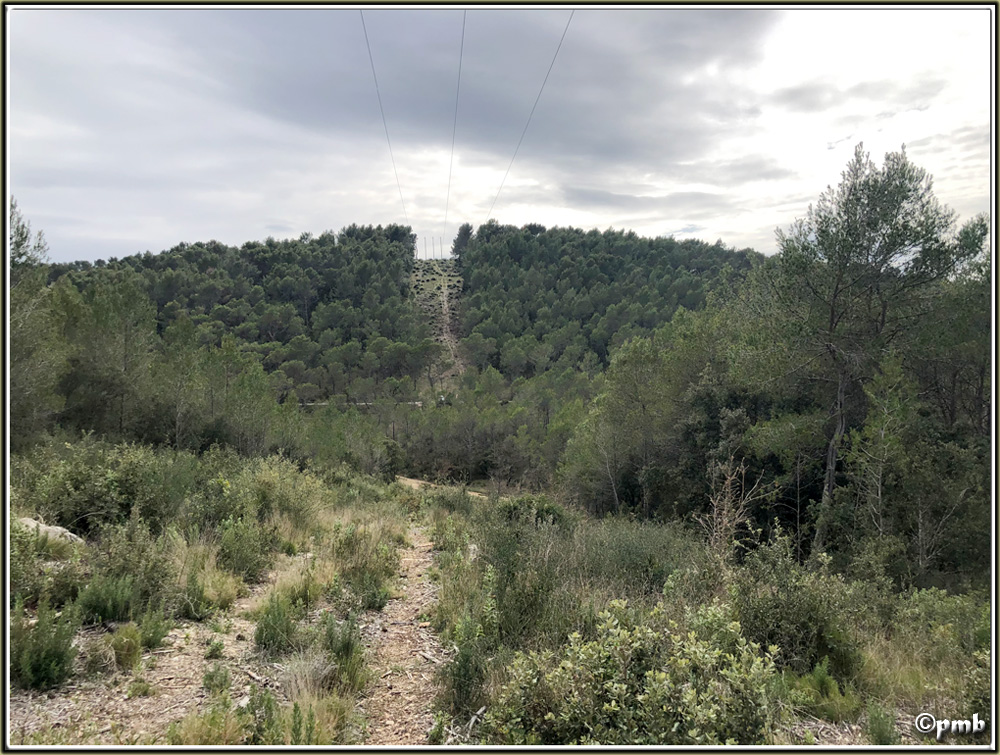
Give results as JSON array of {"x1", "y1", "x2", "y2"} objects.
[
  {"x1": 108, "y1": 622, "x2": 144, "y2": 670},
  {"x1": 128, "y1": 678, "x2": 156, "y2": 698},
  {"x1": 205, "y1": 638, "x2": 225, "y2": 659},
  {"x1": 78, "y1": 574, "x2": 137, "y2": 624},
  {"x1": 10, "y1": 517, "x2": 44, "y2": 607},
  {"x1": 495, "y1": 494, "x2": 570, "y2": 528},
  {"x1": 255, "y1": 593, "x2": 298, "y2": 655},
  {"x1": 203, "y1": 662, "x2": 231, "y2": 694},
  {"x1": 332, "y1": 523, "x2": 399, "y2": 611},
  {"x1": 785, "y1": 659, "x2": 862, "y2": 722},
  {"x1": 865, "y1": 701, "x2": 900, "y2": 745},
  {"x1": 732, "y1": 537, "x2": 860, "y2": 679},
  {"x1": 11, "y1": 597, "x2": 80, "y2": 690},
  {"x1": 481, "y1": 600, "x2": 779, "y2": 745},
  {"x1": 319, "y1": 612, "x2": 366, "y2": 691},
  {"x1": 138, "y1": 603, "x2": 172, "y2": 649},
  {"x1": 92, "y1": 515, "x2": 176, "y2": 615},
  {"x1": 218, "y1": 517, "x2": 275, "y2": 583}
]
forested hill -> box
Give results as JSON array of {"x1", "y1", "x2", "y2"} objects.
[
  {"x1": 40, "y1": 221, "x2": 755, "y2": 406},
  {"x1": 44, "y1": 224, "x2": 439, "y2": 407},
  {"x1": 453, "y1": 221, "x2": 759, "y2": 375}
]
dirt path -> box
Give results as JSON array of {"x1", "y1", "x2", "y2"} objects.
[
  {"x1": 397, "y1": 476, "x2": 486, "y2": 499},
  {"x1": 359, "y1": 526, "x2": 448, "y2": 745}
]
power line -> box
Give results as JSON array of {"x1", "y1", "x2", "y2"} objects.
[
  {"x1": 483, "y1": 10, "x2": 574, "y2": 227},
  {"x1": 360, "y1": 10, "x2": 408, "y2": 225},
  {"x1": 442, "y1": 10, "x2": 467, "y2": 242}
]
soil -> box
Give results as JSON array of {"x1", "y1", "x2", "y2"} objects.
[
  {"x1": 7, "y1": 535, "x2": 449, "y2": 747},
  {"x1": 7, "y1": 574, "x2": 278, "y2": 745},
  {"x1": 358, "y1": 527, "x2": 449, "y2": 745}
]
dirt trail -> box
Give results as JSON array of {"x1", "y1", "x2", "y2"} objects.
[
  {"x1": 398, "y1": 476, "x2": 486, "y2": 499},
  {"x1": 359, "y1": 526, "x2": 448, "y2": 745}
]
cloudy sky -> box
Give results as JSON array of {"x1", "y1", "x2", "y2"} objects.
[{"x1": 6, "y1": 5, "x2": 994, "y2": 263}]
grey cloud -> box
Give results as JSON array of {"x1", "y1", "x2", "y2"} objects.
[{"x1": 770, "y1": 77, "x2": 947, "y2": 114}]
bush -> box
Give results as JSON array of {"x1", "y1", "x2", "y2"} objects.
[
  {"x1": 10, "y1": 517, "x2": 45, "y2": 607},
  {"x1": 332, "y1": 523, "x2": 399, "y2": 611},
  {"x1": 255, "y1": 593, "x2": 298, "y2": 655},
  {"x1": 78, "y1": 573, "x2": 137, "y2": 623},
  {"x1": 92, "y1": 515, "x2": 176, "y2": 615},
  {"x1": 11, "y1": 598, "x2": 80, "y2": 690},
  {"x1": 732, "y1": 537, "x2": 860, "y2": 680},
  {"x1": 218, "y1": 517, "x2": 275, "y2": 583},
  {"x1": 495, "y1": 494, "x2": 570, "y2": 528},
  {"x1": 205, "y1": 638, "x2": 224, "y2": 659},
  {"x1": 865, "y1": 701, "x2": 900, "y2": 745},
  {"x1": 203, "y1": 662, "x2": 231, "y2": 694},
  {"x1": 481, "y1": 600, "x2": 779, "y2": 745},
  {"x1": 319, "y1": 612, "x2": 366, "y2": 691},
  {"x1": 108, "y1": 622, "x2": 144, "y2": 670},
  {"x1": 784, "y1": 659, "x2": 862, "y2": 722},
  {"x1": 137, "y1": 603, "x2": 172, "y2": 649}
]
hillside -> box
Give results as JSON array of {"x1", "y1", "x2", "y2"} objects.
[{"x1": 7, "y1": 145, "x2": 994, "y2": 746}]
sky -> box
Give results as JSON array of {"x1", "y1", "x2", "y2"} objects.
[{"x1": 6, "y1": 4, "x2": 994, "y2": 263}]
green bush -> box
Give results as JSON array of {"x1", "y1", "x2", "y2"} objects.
[
  {"x1": 108, "y1": 622, "x2": 144, "y2": 670},
  {"x1": 898, "y1": 588, "x2": 990, "y2": 656},
  {"x1": 481, "y1": 600, "x2": 779, "y2": 745},
  {"x1": 137, "y1": 603, "x2": 172, "y2": 649},
  {"x1": 319, "y1": 612, "x2": 366, "y2": 691},
  {"x1": 203, "y1": 662, "x2": 231, "y2": 694},
  {"x1": 495, "y1": 494, "x2": 570, "y2": 528},
  {"x1": 9, "y1": 517, "x2": 44, "y2": 607},
  {"x1": 11, "y1": 598, "x2": 80, "y2": 690},
  {"x1": 332, "y1": 523, "x2": 399, "y2": 610},
  {"x1": 205, "y1": 638, "x2": 225, "y2": 660},
  {"x1": 218, "y1": 517, "x2": 275, "y2": 583},
  {"x1": 865, "y1": 701, "x2": 900, "y2": 745},
  {"x1": 255, "y1": 593, "x2": 298, "y2": 655},
  {"x1": 785, "y1": 659, "x2": 861, "y2": 722},
  {"x1": 78, "y1": 573, "x2": 137, "y2": 623},
  {"x1": 92, "y1": 515, "x2": 176, "y2": 614},
  {"x1": 731, "y1": 537, "x2": 860, "y2": 679}
]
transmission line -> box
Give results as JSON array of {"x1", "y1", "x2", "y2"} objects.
[
  {"x1": 442, "y1": 10, "x2": 467, "y2": 242},
  {"x1": 360, "y1": 10, "x2": 408, "y2": 225},
  {"x1": 483, "y1": 9, "x2": 574, "y2": 226}
]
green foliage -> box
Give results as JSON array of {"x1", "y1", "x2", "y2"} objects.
[
  {"x1": 330, "y1": 523, "x2": 399, "y2": 611},
  {"x1": 11, "y1": 597, "x2": 80, "y2": 690},
  {"x1": 243, "y1": 684, "x2": 284, "y2": 745},
  {"x1": 898, "y1": 588, "x2": 990, "y2": 656},
  {"x1": 108, "y1": 622, "x2": 144, "y2": 670},
  {"x1": 481, "y1": 600, "x2": 779, "y2": 745},
  {"x1": 203, "y1": 662, "x2": 231, "y2": 694},
  {"x1": 205, "y1": 638, "x2": 225, "y2": 660},
  {"x1": 78, "y1": 574, "x2": 137, "y2": 624},
  {"x1": 784, "y1": 659, "x2": 861, "y2": 723},
  {"x1": 732, "y1": 537, "x2": 860, "y2": 680},
  {"x1": 495, "y1": 494, "x2": 569, "y2": 527},
  {"x1": 218, "y1": 516, "x2": 275, "y2": 583},
  {"x1": 9, "y1": 517, "x2": 45, "y2": 607},
  {"x1": 127, "y1": 678, "x2": 156, "y2": 698},
  {"x1": 255, "y1": 593, "x2": 298, "y2": 655},
  {"x1": 318, "y1": 612, "x2": 366, "y2": 691},
  {"x1": 865, "y1": 701, "x2": 900, "y2": 745},
  {"x1": 137, "y1": 604, "x2": 172, "y2": 649}
]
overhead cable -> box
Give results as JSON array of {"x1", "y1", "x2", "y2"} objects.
[
  {"x1": 483, "y1": 10, "x2": 574, "y2": 226},
  {"x1": 360, "y1": 10, "x2": 409, "y2": 224},
  {"x1": 442, "y1": 10, "x2": 467, "y2": 242}
]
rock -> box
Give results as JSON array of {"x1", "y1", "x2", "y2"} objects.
[{"x1": 18, "y1": 518, "x2": 84, "y2": 545}]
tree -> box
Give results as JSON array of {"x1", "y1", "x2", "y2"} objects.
[
  {"x1": 8, "y1": 199, "x2": 68, "y2": 447},
  {"x1": 757, "y1": 144, "x2": 988, "y2": 553}
]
